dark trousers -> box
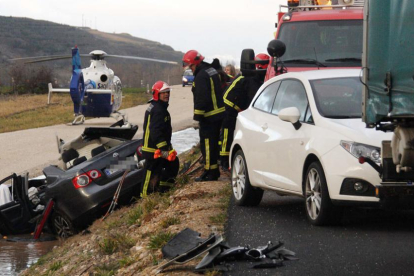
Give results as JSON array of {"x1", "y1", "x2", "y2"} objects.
[
  {"x1": 199, "y1": 120, "x2": 222, "y2": 171},
  {"x1": 140, "y1": 156, "x2": 179, "y2": 198},
  {"x1": 219, "y1": 116, "x2": 237, "y2": 161}
]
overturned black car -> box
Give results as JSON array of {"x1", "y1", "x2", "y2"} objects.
[{"x1": 0, "y1": 122, "x2": 144, "y2": 238}]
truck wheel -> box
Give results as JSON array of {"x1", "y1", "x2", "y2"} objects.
[
  {"x1": 240, "y1": 49, "x2": 255, "y2": 71},
  {"x1": 231, "y1": 149, "x2": 263, "y2": 206},
  {"x1": 304, "y1": 162, "x2": 343, "y2": 225},
  {"x1": 52, "y1": 211, "x2": 77, "y2": 238}
]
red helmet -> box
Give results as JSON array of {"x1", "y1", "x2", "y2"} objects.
[
  {"x1": 182, "y1": 50, "x2": 204, "y2": 67},
  {"x1": 255, "y1": 53, "x2": 270, "y2": 69},
  {"x1": 152, "y1": 81, "x2": 171, "y2": 101}
]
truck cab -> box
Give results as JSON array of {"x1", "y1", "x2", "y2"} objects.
[{"x1": 248, "y1": 0, "x2": 365, "y2": 81}]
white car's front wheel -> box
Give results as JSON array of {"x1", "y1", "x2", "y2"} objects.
[
  {"x1": 305, "y1": 162, "x2": 343, "y2": 225},
  {"x1": 232, "y1": 150, "x2": 263, "y2": 206}
]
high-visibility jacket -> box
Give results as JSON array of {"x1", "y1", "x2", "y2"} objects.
[
  {"x1": 142, "y1": 101, "x2": 172, "y2": 158},
  {"x1": 223, "y1": 74, "x2": 264, "y2": 117},
  {"x1": 192, "y1": 62, "x2": 225, "y2": 122}
]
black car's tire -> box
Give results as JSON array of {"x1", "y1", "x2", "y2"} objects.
[
  {"x1": 51, "y1": 211, "x2": 77, "y2": 238},
  {"x1": 182, "y1": 82, "x2": 185, "y2": 87},
  {"x1": 304, "y1": 162, "x2": 343, "y2": 226},
  {"x1": 231, "y1": 149, "x2": 263, "y2": 206}
]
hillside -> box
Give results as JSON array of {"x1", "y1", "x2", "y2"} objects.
[{"x1": 0, "y1": 16, "x2": 184, "y2": 87}]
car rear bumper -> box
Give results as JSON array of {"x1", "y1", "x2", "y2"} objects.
[{"x1": 52, "y1": 169, "x2": 143, "y2": 227}]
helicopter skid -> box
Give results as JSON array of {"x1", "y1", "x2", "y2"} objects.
[{"x1": 72, "y1": 114, "x2": 85, "y2": 125}]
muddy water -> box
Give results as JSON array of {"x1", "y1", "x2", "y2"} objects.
[
  {"x1": 0, "y1": 128, "x2": 199, "y2": 275},
  {"x1": 0, "y1": 235, "x2": 59, "y2": 275}
]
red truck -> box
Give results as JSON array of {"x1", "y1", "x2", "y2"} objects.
[{"x1": 241, "y1": 0, "x2": 364, "y2": 80}]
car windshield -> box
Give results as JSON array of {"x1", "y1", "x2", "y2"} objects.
[
  {"x1": 183, "y1": 70, "x2": 193, "y2": 76},
  {"x1": 278, "y1": 20, "x2": 362, "y2": 67},
  {"x1": 310, "y1": 77, "x2": 362, "y2": 119}
]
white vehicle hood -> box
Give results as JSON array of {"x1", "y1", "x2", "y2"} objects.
[{"x1": 320, "y1": 118, "x2": 393, "y2": 147}]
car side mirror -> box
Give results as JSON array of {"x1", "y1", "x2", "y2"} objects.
[{"x1": 279, "y1": 107, "x2": 302, "y2": 130}]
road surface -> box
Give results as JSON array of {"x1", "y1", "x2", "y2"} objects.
[
  {"x1": 224, "y1": 191, "x2": 414, "y2": 276},
  {"x1": 0, "y1": 85, "x2": 195, "y2": 177}
]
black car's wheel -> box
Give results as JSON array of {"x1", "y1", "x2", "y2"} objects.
[
  {"x1": 182, "y1": 82, "x2": 185, "y2": 87},
  {"x1": 231, "y1": 149, "x2": 263, "y2": 206},
  {"x1": 304, "y1": 162, "x2": 343, "y2": 226},
  {"x1": 52, "y1": 211, "x2": 77, "y2": 238}
]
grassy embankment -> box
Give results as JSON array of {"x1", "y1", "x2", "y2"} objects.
[
  {"x1": 0, "y1": 87, "x2": 150, "y2": 133},
  {"x1": 21, "y1": 148, "x2": 232, "y2": 276}
]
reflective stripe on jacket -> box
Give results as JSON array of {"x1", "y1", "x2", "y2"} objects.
[
  {"x1": 142, "y1": 101, "x2": 172, "y2": 156},
  {"x1": 192, "y1": 62, "x2": 225, "y2": 122}
]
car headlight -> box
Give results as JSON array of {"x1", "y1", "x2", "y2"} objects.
[
  {"x1": 340, "y1": 141, "x2": 381, "y2": 165},
  {"x1": 183, "y1": 77, "x2": 188, "y2": 82}
]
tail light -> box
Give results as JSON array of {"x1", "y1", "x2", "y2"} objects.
[{"x1": 72, "y1": 169, "x2": 102, "y2": 189}]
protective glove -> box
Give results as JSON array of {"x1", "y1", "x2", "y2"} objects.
[
  {"x1": 167, "y1": 149, "x2": 177, "y2": 161},
  {"x1": 154, "y1": 149, "x2": 177, "y2": 161}
]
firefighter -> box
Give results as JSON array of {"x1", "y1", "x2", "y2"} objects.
[
  {"x1": 220, "y1": 53, "x2": 269, "y2": 170},
  {"x1": 183, "y1": 50, "x2": 225, "y2": 181},
  {"x1": 140, "y1": 81, "x2": 179, "y2": 198}
]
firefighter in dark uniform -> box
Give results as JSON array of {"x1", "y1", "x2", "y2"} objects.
[
  {"x1": 141, "y1": 81, "x2": 179, "y2": 198},
  {"x1": 183, "y1": 50, "x2": 225, "y2": 181},
  {"x1": 220, "y1": 53, "x2": 270, "y2": 170}
]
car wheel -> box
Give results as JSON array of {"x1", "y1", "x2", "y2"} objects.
[
  {"x1": 304, "y1": 162, "x2": 343, "y2": 226},
  {"x1": 52, "y1": 211, "x2": 76, "y2": 238},
  {"x1": 231, "y1": 149, "x2": 263, "y2": 206},
  {"x1": 182, "y1": 82, "x2": 185, "y2": 87}
]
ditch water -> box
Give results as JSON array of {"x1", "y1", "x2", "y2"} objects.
[{"x1": 0, "y1": 127, "x2": 199, "y2": 275}]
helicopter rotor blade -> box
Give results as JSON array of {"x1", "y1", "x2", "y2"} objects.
[
  {"x1": 9, "y1": 54, "x2": 91, "y2": 64},
  {"x1": 106, "y1": 55, "x2": 178, "y2": 65}
]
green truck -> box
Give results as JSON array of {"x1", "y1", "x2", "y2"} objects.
[{"x1": 362, "y1": 0, "x2": 414, "y2": 189}]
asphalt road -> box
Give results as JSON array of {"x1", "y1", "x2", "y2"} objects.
[{"x1": 224, "y1": 190, "x2": 414, "y2": 276}]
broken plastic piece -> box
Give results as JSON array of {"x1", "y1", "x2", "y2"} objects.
[
  {"x1": 162, "y1": 228, "x2": 207, "y2": 259},
  {"x1": 217, "y1": 246, "x2": 250, "y2": 261},
  {"x1": 266, "y1": 248, "x2": 299, "y2": 261},
  {"x1": 195, "y1": 245, "x2": 222, "y2": 270},
  {"x1": 245, "y1": 241, "x2": 284, "y2": 260},
  {"x1": 157, "y1": 230, "x2": 223, "y2": 274}
]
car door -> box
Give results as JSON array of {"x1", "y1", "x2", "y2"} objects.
[
  {"x1": 243, "y1": 81, "x2": 280, "y2": 185},
  {"x1": 0, "y1": 174, "x2": 34, "y2": 234},
  {"x1": 261, "y1": 79, "x2": 313, "y2": 193}
]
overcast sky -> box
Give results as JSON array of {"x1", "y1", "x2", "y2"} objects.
[{"x1": 0, "y1": 0, "x2": 287, "y2": 65}]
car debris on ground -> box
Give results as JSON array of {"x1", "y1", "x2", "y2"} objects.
[{"x1": 156, "y1": 228, "x2": 298, "y2": 273}]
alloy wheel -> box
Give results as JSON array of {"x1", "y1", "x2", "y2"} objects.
[
  {"x1": 305, "y1": 167, "x2": 322, "y2": 220},
  {"x1": 232, "y1": 154, "x2": 246, "y2": 200},
  {"x1": 54, "y1": 214, "x2": 74, "y2": 238}
]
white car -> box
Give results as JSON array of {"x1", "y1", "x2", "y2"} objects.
[{"x1": 230, "y1": 69, "x2": 393, "y2": 225}]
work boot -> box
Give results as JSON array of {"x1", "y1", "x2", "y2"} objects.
[
  {"x1": 195, "y1": 169, "x2": 220, "y2": 182},
  {"x1": 220, "y1": 158, "x2": 229, "y2": 172}
]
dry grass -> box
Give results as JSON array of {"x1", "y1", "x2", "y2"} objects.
[{"x1": 0, "y1": 88, "x2": 150, "y2": 134}]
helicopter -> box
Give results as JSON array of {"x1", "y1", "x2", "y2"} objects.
[{"x1": 10, "y1": 47, "x2": 178, "y2": 125}]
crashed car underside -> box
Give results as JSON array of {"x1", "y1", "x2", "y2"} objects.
[{"x1": 0, "y1": 121, "x2": 144, "y2": 238}]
